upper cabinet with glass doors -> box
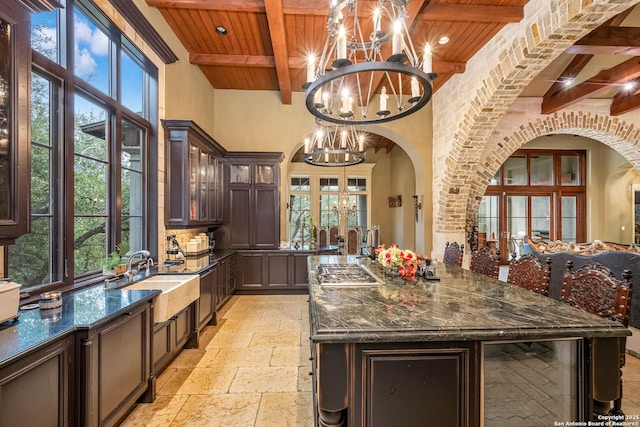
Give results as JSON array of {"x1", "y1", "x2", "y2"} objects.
[
  {"x1": 0, "y1": 0, "x2": 59, "y2": 244},
  {"x1": 163, "y1": 120, "x2": 227, "y2": 227}
]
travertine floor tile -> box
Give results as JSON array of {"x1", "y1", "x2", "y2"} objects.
[
  {"x1": 171, "y1": 393, "x2": 261, "y2": 427},
  {"x1": 271, "y1": 346, "x2": 311, "y2": 367},
  {"x1": 297, "y1": 366, "x2": 313, "y2": 392},
  {"x1": 251, "y1": 331, "x2": 301, "y2": 347},
  {"x1": 230, "y1": 366, "x2": 298, "y2": 393},
  {"x1": 169, "y1": 348, "x2": 208, "y2": 369},
  {"x1": 119, "y1": 395, "x2": 187, "y2": 427},
  {"x1": 205, "y1": 331, "x2": 254, "y2": 348},
  {"x1": 201, "y1": 346, "x2": 273, "y2": 368},
  {"x1": 255, "y1": 392, "x2": 315, "y2": 427},
  {"x1": 174, "y1": 366, "x2": 238, "y2": 394},
  {"x1": 217, "y1": 318, "x2": 281, "y2": 333},
  {"x1": 155, "y1": 368, "x2": 193, "y2": 396}
]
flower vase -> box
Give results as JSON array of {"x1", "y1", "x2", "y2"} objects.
[{"x1": 383, "y1": 266, "x2": 400, "y2": 278}]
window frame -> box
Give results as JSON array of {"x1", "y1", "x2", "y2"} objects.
[{"x1": 8, "y1": 0, "x2": 158, "y2": 295}]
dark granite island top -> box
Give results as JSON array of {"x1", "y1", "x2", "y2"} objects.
[
  {"x1": 307, "y1": 255, "x2": 631, "y2": 427},
  {"x1": 308, "y1": 255, "x2": 630, "y2": 344}
]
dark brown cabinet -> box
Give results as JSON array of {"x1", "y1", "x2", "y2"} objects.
[
  {"x1": 153, "y1": 304, "x2": 194, "y2": 374},
  {"x1": 0, "y1": 0, "x2": 53, "y2": 243},
  {"x1": 223, "y1": 153, "x2": 283, "y2": 249},
  {"x1": 162, "y1": 120, "x2": 226, "y2": 228},
  {"x1": 237, "y1": 251, "x2": 311, "y2": 291},
  {"x1": 0, "y1": 333, "x2": 74, "y2": 427},
  {"x1": 77, "y1": 302, "x2": 152, "y2": 427},
  {"x1": 197, "y1": 265, "x2": 216, "y2": 331}
]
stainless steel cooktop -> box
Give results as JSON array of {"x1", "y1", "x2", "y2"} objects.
[{"x1": 316, "y1": 264, "x2": 382, "y2": 286}]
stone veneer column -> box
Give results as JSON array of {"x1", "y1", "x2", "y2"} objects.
[{"x1": 430, "y1": 0, "x2": 638, "y2": 260}]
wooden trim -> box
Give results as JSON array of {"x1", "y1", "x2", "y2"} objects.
[
  {"x1": 110, "y1": 0, "x2": 178, "y2": 64},
  {"x1": 419, "y1": 4, "x2": 523, "y2": 23}
]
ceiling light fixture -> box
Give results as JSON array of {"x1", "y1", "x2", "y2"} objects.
[
  {"x1": 303, "y1": 120, "x2": 366, "y2": 167},
  {"x1": 438, "y1": 36, "x2": 449, "y2": 45},
  {"x1": 624, "y1": 81, "x2": 636, "y2": 91},
  {"x1": 215, "y1": 26, "x2": 227, "y2": 35},
  {"x1": 303, "y1": 0, "x2": 437, "y2": 125}
]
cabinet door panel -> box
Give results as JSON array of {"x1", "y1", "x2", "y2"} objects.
[
  {"x1": 99, "y1": 311, "x2": 146, "y2": 420},
  {"x1": 292, "y1": 254, "x2": 309, "y2": 287},
  {"x1": 267, "y1": 254, "x2": 289, "y2": 287},
  {"x1": 229, "y1": 187, "x2": 252, "y2": 248},
  {"x1": 254, "y1": 188, "x2": 279, "y2": 248},
  {"x1": 240, "y1": 253, "x2": 264, "y2": 288},
  {"x1": 198, "y1": 267, "x2": 215, "y2": 330}
]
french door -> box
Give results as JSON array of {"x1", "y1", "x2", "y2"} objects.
[{"x1": 479, "y1": 192, "x2": 584, "y2": 263}]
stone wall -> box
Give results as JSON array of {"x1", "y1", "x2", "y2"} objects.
[{"x1": 431, "y1": 0, "x2": 639, "y2": 259}]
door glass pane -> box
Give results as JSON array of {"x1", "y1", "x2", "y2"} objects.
[
  {"x1": 531, "y1": 196, "x2": 551, "y2": 240},
  {"x1": 561, "y1": 156, "x2": 580, "y2": 185},
  {"x1": 290, "y1": 193, "x2": 311, "y2": 243},
  {"x1": 121, "y1": 119, "x2": 145, "y2": 254},
  {"x1": 478, "y1": 196, "x2": 499, "y2": 248},
  {"x1": 507, "y1": 196, "x2": 527, "y2": 255},
  {"x1": 530, "y1": 155, "x2": 553, "y2": 185},
  {"x1": 484, "y1": 340, "x2": 578, "y2": 425},
  {"x1": 189, "y1": 144, "x2": 197, "y2": 219},
  {"x1": 561, "y1": 196, "x2": 577, "y2": 242},
  {"x1": 503, "y1": 156, "x2": 527, "y2": 185},
  {"x1": 320, "y1": 177, "x2": 338, "y2": 191},
  {"x1": 31, "y1": 9, "x2": 59, "y2": 63},
  {"x1": 230, "y1": 164, "x2": 249, "y2": 183},
  {"x1": 320, "y1": 194, "x2": 338, "y2": 227},
  {"x1": 256, "y1": 165, "x2": 274, "y2": 184},
  {"x1": 74, "y1": 95, "x2": 108, "y2": 275},
  {"x1": 490, "y1": 169, "x2": 501, "y2": 186},
  {"x1": 74, "y1": 8, "x2": 110, "y2": 96}
]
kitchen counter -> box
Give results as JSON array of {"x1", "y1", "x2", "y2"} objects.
[
  {"x1": 0, "y1": 285, "x2": 159, "y2": 367},
  {"x1": 308, "y1": 255, "x2": 631, "y2": 426},
  {"x1": 309, "y1": 255, "x2": 630, "y2": 343}
]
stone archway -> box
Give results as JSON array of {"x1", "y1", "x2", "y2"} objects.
[
  {"x1": 430, "y1": 0, "x2": 638, "y2": 254},
  {"x1": 466, "y1": 99, "x2": 640, "y2": 223}
]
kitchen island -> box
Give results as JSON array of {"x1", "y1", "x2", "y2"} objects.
[{"x1": 308, "y1": 255, "x2": 631, "y2": 426}]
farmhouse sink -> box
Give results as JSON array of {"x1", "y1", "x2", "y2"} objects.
[{"x1": 124, "y1": 274, "x2": 200, "y2": 323}]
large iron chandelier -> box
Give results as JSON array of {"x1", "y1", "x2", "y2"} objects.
[
  {"x1": 303, "y1": 120, "x2": 366, "y2": 167},
  {"x1": 303, "y1": 0, "x2": 436, "y2": 125}
]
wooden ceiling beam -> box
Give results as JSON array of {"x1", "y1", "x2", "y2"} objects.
[
  {"x1": 543, "y1": 54, "x2": 594, "y2": 100},
  {"x1": 542, "y1": 57, "x2": 640, "y2": 114},
  {"x1": 145, "y1": 0, "x2": 264, "y2": 12},
  {"x1": 190, "y1": 53, "x2": 276, "y2": 67},
  {"x1": 191, "y1": 53, "x2": 466, "y2": 75},
  {"x1": 264, "y1": 0, "x2": 292, "y2": 104},
  {"x1": 566, "y1": 27, "x2": 640, "y2": 56},
  {"x1": 418, "y1": 4, "x2": 523, "y2": 23},
  {"x1": 611, "y1": 91, "x2": 640, "y2": 116}
]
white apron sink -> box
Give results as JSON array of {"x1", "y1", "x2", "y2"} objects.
[{"x1": 124, "y1": 274, "x2": 200, "y2": 323}]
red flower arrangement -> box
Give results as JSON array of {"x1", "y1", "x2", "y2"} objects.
[{"x1": 374, "y1": 243, "x2": 419, "y2": 281}]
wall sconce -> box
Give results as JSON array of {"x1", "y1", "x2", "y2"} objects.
[{"x1": 413, "y1": 195, "x2": 422, "y2": 222}]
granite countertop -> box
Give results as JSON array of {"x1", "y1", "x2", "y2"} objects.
[
  {"x1": 0, "y1": 286, "x2": 160, "y2": 367},
  {"x1": 308, "y1": 255, "x2": 631, "y2": 343}
]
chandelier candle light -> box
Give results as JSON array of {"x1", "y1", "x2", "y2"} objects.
[
  {"x1": 303, "y1": 0, "x2": 437, "y2": 125},
  {"x1": 303, "y1": 120, "x2": 366, "y2": 167}
]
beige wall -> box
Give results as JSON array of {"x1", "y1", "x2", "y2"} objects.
[{"x1": 212, "y1": 89, "x2": 434, "y2": 253}]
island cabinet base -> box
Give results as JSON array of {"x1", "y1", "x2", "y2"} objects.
[{"x1": 313, "y1": 342, "x2": 479, "y2": 427}]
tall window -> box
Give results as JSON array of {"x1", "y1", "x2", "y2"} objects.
[
  {"x1": 289, "y1": 176, "x2": 311, "y2": 243},
  {"x1": 478, "y1": 150, "x2": 586, "y2": 260},
  {"x1": 8, "y1": 0, "x2": 157, "y2": 292}
]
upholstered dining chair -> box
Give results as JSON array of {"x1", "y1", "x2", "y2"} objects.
[
  {"x1": 506, "y1": 254, "x2": 551, "y2": 296},
  {"x1": 469, "y1": 247, "x2": 500, "y2": 279},
  {"x1": 561, "y1": 261, "x2": 633, "y2": 416},
  {"x1": 443, "y1": 242, "x2": 464, "y2": 267}
]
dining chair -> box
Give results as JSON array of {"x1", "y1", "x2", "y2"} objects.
[
  {"x1": 561, "y1": 261, "x2": 633, "y2": 416},
  {"x1": 469, "y1": 246, "x2": 500, "y2": 279},
  {"x1": 443, "y1": 242, "x2": 464, "y2": 267},
  {"x1": 506, "y1": 254, "x2": 551, "y2": 296}
]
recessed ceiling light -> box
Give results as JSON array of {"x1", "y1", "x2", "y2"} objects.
[
  {"x1": 438, "y1": 36, "x2": 449, "y2": 45},
  {"x1": 624, "y1": 81, "x2": 635, "y2": 91},
  {"x1": 216, "y1": 26, "x2": 228, "y2": 35},
  {"x1": 563, "y1": 78, "x2": 574, "y2": 87}
]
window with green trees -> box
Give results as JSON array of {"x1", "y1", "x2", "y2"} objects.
[{"x1": 8, "y1": 0, "x2": 157, "y2": 292}]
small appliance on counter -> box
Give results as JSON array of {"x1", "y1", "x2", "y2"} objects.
[
  {"x1": 165, "y1": 234, "x2": 187, "y2": 265},
  {"x1": 0, "y1": 278, "x2": 22, "y2": 324}
]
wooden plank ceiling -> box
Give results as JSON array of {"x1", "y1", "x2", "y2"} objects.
[{"x1": 145, "y1": 0, "x2": 640, "y2": 149}]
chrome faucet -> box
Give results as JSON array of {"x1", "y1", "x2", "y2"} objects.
[{"x1": 126, "y1": 250, "x2": 152, "y2": 281}]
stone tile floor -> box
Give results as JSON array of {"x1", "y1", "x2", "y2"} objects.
[{"x1": 121, "y1": 294, "x2": 640, "y2": 426}]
